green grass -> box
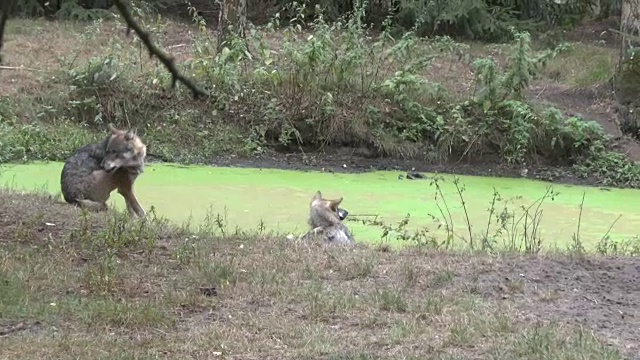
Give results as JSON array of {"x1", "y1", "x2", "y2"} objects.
[
  {"x1": 2, "y1": 161, "x2": 640, "y2": 250},
  {"x1": 542, "y1": 42, "x2": 616, "y2": 87}
]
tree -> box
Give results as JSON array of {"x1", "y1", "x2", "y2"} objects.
[
  {"x1": 614, "y1": 0, "x2": 640, "y2": 137},
  {"x1": 215, "y1": 0, "x2": 248, "y2": 53},
  {"x1": 0, "y1": 0, "x2": 12, "y2": 64}
]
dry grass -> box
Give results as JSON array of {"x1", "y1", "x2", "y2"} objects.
[{"x1": 0, "y1": 189, "x2": 636, "y2": 359}]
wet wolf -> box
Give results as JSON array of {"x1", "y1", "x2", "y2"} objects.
[
  {"x1": 300, "y1": 190, "x2": 355, "y2": 245},
  {"x1": 60, "y1": 124, "x2": 147, "y2": 217}
]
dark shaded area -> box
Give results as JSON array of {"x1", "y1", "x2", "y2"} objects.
[{"x1": 5, "y1": 0, "x2": 622, "y2": 42}]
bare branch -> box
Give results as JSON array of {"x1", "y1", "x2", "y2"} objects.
[
  {"x1": 111, "y1": 0, "x2": 210, "y2": 100},
  {"x1": 0, "y1": 0, "x2": 15, "y2": 64}
]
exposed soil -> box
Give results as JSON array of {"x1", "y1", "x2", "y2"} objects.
[
  {"x1": 563, "y1": 17, "x2": 622, "y2": 48},
  {"x1": 0, "y1": 191, "x2": 83, "y2": 245},
  {"x1": 150, "y1": 147, "x2": 602, "y2": 189},
  {"x1": 474, "y1": 254, "x2": 640, "y2": 359}
]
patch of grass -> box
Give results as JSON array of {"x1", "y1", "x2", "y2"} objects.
[
  {"x1": 0, "y1": 189, "x2": 635, "y2": 359},
  {"x1": 430, "y1": 268, "x2": 456, "y2": 288},
  {"x1": 374, "y1": 286, "x2": 408, "y2": 312},
  {"x1": 495, "y1": 324, "x2": 624, "y2": 359},
  {"x1": 542, "y1": 43, "x2": 616, "y2": 87},
  {"x1": 70, "y1": 297, "x2": 176, "y2": 329},
  {"x1": 0, "y1": 119, "x2": 98, "y2": 163}
]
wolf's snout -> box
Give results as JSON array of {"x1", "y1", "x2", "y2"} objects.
[{"x1": 103, "y1": 162, "x2": 118, "y2": 173}]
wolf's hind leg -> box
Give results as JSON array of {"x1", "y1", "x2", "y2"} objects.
[{"x1": 76, "y1": 199, "x2": 109, "y2": 212}]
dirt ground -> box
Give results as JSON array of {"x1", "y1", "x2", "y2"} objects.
[
  {"x1": 475, "y1": 254, "x2": 640, "y2": 358},
  {"x1": 1, "y1": 190, "x2": 638, "y2": 359}
]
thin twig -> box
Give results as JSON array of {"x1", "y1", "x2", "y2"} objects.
[
  {"x1": 575, "y1": 192, "x2": 586, "y2": 245},
  {"x1": 111, "y1": 0, "x2": 210, "y2": 99},
  {"x1": 453, "y1": 178, "x2": 474, "y2": 249},
  {"x1": 599, "y1": 214, "x2": 622, "y2": 245},
  {"x1": 0, "y1": 0, "x2": 15, "y2": 64}
]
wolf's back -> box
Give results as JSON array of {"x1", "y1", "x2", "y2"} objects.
[
  {"x1": 323, "y1": 223, "x2": 355, "y2": 244},
  {"x1": 301, "y1": 222, "x2": 354, "y2": 245},
  {"x1": 60, "y1": 144, "x2": 103, "y2": 204}
]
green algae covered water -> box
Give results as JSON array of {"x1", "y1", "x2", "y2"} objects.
[{"x1": 2, "y1": 161, "x2": 639, "y2": 250}]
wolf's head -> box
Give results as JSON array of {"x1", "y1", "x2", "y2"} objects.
[
  {"x1": 101, "y1": 124, "x2": 147, "y2": 173},
  {"x1": 309, "y1": 191, "x2": 348, "y2": 224},
  {"x1": 311, "y1": 190, "x2": 342, "y2": 211},
  {"x1": 304, "y1": 191, "x2": 354, "y2": 244}
]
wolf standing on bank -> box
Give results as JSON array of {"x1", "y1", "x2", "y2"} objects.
[
  {"x1": 301, "y1": 191, "x2": 355, "y2": 245},
  {"x1": 60, "y1": 124, "x2": 147, "y2": 217}
]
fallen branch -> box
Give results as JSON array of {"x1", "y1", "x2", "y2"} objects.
[
  {"x1": 0, "y1": 321, "x2": 40, "y2": 336},
  {"x1": 0, "y1": 65, "x2": 40, "y2": 71},
  {"x1": 0, "y1": 0, "x2": 15, "y2": 64},
  {"x1": 111, "y1": 0, "x2": 210, "y2": 100}
]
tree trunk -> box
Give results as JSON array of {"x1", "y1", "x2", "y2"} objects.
[
  {"x1": 215, "y1": 0, "x2": 247, "y2": 53},
  {"x1": 215, "y1": 0, "x2": 229, "y2": 53},
  {"x1": 621, "y1": 0, "x2": 640, "y2": 36},
  {"x1": 236, "y1": 0, "x2": 247, "y2": 39},
  {"x1": 615, "y1": 0, "x2": 640, "y2": 137}
]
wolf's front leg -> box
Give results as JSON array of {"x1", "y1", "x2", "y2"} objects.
[
  {"x1": 117, "y1": 186, "x2": 146, "y2": 218},
  {"x1": 129, "y1": 192, "x2": 146, "y2": 218}
]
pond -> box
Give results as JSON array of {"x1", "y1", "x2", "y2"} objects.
[{"x1": 2, "y1": 161, "x2": 638, "y2": 250}]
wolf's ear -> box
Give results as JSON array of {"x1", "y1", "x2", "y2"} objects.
[
  {"x1": 312, "y1": 191, "x2": 322, "y2": 201},
  {"x1": 328, "y1": 197, "x2": 343, "y2": 211},
  {"x1": 108, "y1": 123, "x2": 118, "y2": 134},
  {"x1": 125, "y1": 128, "x2": 136, "y2": 140}
]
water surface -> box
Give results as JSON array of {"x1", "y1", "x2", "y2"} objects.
[{"x1": 2, "y1": 161, "x2": 638, "y2": 249}]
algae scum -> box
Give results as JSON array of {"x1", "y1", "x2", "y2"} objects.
[{"x1": 2, "y1": 161, "x2": 639, "y2": 250}]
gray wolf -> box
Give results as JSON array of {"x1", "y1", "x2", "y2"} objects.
[
  {"x1": 60, "y1": 124, "x2": 147, "y2": 217},
  {"x1": 300, "y1": 190, "x2": 355, "y2": 245}
]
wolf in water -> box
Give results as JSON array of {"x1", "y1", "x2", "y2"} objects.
[{"x1": 300, "y1": 190, "x2": 355, "y2": 245}]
